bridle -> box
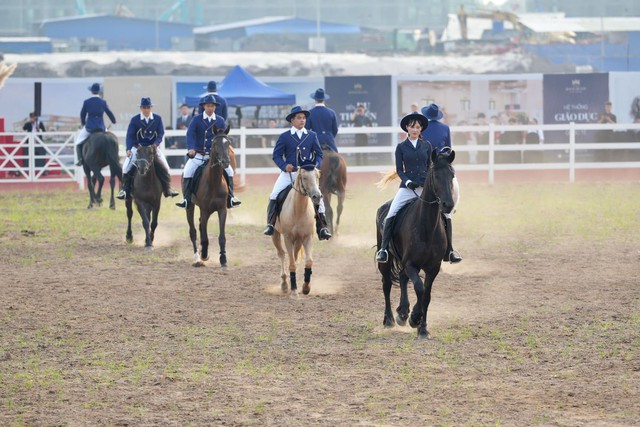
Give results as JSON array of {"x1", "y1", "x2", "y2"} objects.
[
  {"x1": 210, "y1": 133, "x2": 230, "y2": 168},
  {"x1": 289, "y1": 168, "x2": 315, "y2": 197}
]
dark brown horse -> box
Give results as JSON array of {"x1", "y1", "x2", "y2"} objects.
[
  {"x1": 186, "y1": 126, "x2": 231, "y2": 267},
  {"x1": 125, "y1": 145, "x2": 168, "y2": 250},
  {"x1": 319, "y1": 149, "x2": 347, "y2": 235},
  {"x1": 81, "y1": 131, "x2": 122, "y2": 210},
  {"x1": 376, "y1": 150, "x2": 456, "y2": 339}
]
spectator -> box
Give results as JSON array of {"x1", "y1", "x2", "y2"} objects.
[
  {"x1": 22, "y1": 112, "x2": 46, "y2": 171},
  {"x1": 524, "y1": 118, "x2": 544, "y2": 163},
  {"x1": 352, "y1": 104, "x2": 372, "y2": 165}
]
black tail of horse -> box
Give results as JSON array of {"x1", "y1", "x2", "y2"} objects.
[
  {"x1": 324, "y1": 155, "x2": 341, "y2": 194},
  {"x1": 106, "y1": 139, "x2": 123, "y2": 183}
]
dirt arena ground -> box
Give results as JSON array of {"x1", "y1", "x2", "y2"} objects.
[{"x1": 1, "y1": 181, "x2": 639, "y2": 426}]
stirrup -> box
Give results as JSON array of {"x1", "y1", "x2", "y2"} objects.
[
  {"x1": 376, "y1": 249, "x2": 389, "y2": 263},
  {"x1": 116, "y1": 190, "x2": 126, "y2": 200},
  {"x1": 228, "y1": 196, "x2": 242, "y2": 208},
  {"x1": 319, "y1": 228, "x2": 332, "y2": 240},
  {"x1": 263, "y1": 224, "x2": 274, "y2": 236}
]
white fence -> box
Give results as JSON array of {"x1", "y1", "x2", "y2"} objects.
[{"x1": 1, "y1": 123, "x2": 639, "y2": 186}]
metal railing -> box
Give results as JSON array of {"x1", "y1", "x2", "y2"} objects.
[{"x1": 1, "y1": 122, "x2": 639, "y2": 187}]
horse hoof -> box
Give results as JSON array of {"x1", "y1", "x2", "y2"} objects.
[
  {"x1": 281, "y1": 281, "x2": 288, "y2": 294},
  {"x1": 302, "y1": 282, "x2": 310, "y2": 295},
  {"x1": 87, "y1": 205, "x2": 94, "y2": 210},
  {"x1": 145, "y1": 246, "x2": 153, "y2": 252},
  {"x1": 126, "y1": 236, "x2": 133, "y2": 244},
  {"x1": 290, "y1": 289, "x2": 299, "y2": 299},
  {"x1": 395, "y1": 315, "x2": 407, "y2": 326},
  {"x1": 192, "y1": 260, "x2": 205, "y2": 267},
  {"x1": 417, "y1": 329, "x2": 431, "y2": 340},
  {"x1": 383, "y1": 316, "x2": 395, "y2": 328},
  {"x1": 109, "y1": 204, "x2": 116, "y2": 210},
  {"x1": 409, "y1": 315, "x2": 420, "y2": 329}
]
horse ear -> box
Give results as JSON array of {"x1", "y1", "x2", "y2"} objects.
[
  {"x1": 448, "y1": 150, "x2": 455, "y2": 164},
  {"x1": 431, "y1": 149, "x2": 438, "y2": 163},
  {"x1": 225, "y1": 123, "x2": 231, "y2": 135}
]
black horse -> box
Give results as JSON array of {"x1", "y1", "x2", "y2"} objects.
[
  {"x1": 319, "y1": 149, "x2": 347, "y2": 235},
  {"x1": 81, "y1": 131, "x2": 122, "y2": 209},
  {"x1": 376, "y1": 150, "x2": 456, "y2": 339},
  {"x1": 125, "y1": 145, "x2": 169, "y2": 250}
]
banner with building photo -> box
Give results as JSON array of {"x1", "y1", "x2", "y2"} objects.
[{"x1": 543, "y1": 73, "x2": 609, "y2": 143}]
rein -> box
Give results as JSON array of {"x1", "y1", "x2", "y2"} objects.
[
  {"x1": 413, "y1": 163, "x2": 441, "y2": 206},
  {"x1": 209, "y1": 135, "x2": 229, "y2": 168},
  {"x1": 289, "y1": 171, "x2": 310, "y2": 197}
]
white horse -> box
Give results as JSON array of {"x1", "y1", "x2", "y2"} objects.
[{"x1": 271, "y1": 167, "x2": 322, "y2": 298}]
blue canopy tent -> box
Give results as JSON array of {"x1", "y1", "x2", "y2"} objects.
[{"x1": 184, "y1": 65, "x2": 296, "y2": 107}]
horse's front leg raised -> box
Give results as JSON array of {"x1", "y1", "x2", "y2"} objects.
[
  {"x1": 396, "y1": 273, "x2": 410, "y2": 326},
  {"x1": 217, "y1": 209, "x2": 228, "y2": 268},
  {"x1": 125, "y1": 197, "x2": 134, "y2": 243},
  {"x1": 301, "y1": 236, "x2": 313, "y2": 295},
  {"x1": 272, "y1": 231, "x2": 288, "y2": 293}
]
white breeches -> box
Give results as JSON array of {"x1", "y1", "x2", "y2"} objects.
[
  {"x1": 182, "y1": 153, "x2": 233, "y2": 179},
  {"x1": 386, "y1": 176, "x2": 460, "y2": 220},
  {"x1": 269, "y1": 170, "x2": 325, "y2": 213},
  {"x1": 123, "y1": 146, "x2": 170, "y2": 174},
  {"x1": 75, "y1": 127, "x2": 91, "y2": 145}
]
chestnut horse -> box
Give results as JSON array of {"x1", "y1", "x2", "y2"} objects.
[
  {"x1": 319, "y1": 149, "x2": 347, "y2": 235},
  {"x1": 271, "y1": 167, "x2": 322, "y2": 297},
  {"x1": 186, "y1": 127, "x2": 231, "y2": 267},
  {"x1": 376, "y1": 150, "x2": 456, "y2": 338}
]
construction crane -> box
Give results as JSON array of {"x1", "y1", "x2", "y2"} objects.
[
  {"x1": 457, "y1": 5, "x2": 525, "y2": 41},
  {"x1": 75, "y1": 0, "x2": 86, "y2": 15},
  {"x1": 158, "y1": 0, "x2": 189, "y2": 22}
]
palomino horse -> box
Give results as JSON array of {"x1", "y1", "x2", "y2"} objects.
[
  {"x1": 125, "y1": 144, "x2": 169, "y2": 250},
  {"x1": 81, "y1": 131, "x2": 122, "y2": 210},
  {"x1": 186, "y1": 126, "x2": 231, "y2": 267},
  {"x1": 272, "y1": 167, "x2": 322, "y2": 297},
  {"x1": 376, "y1": 150, "x2": 456, "y2": 339},
  {"x1": 319, "y1": 149, "x2": 347, "y2": 235}
]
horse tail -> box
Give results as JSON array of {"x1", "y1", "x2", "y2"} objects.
[
  {"x1": 324, "y1": 155, "x2": 340, "y2": 193},
  {"x1": 376, "y1": 169, "x2": 398, "y2": 189},
  {"x1": 106, "y1": 135, "x2": 123, "y2": 181}
]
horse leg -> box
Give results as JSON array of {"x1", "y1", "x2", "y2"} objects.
[
  {"x1": 149, "y1": 202, "x2": 159, "y2": 247},
  {"x1": 301, "y1": 236, "x2": 313, "y2": 295},
  {"x1": 335, "y1": 191, "x2": 345, "y2": 235},
  {"x1": 199, "y1": 212, "x2": 210, "y2": 262},
  {"x1": 138, "y1": 204, "x2": 152, "y2": 250},
  {"x1": 406, "y1": 262, "x2": 426, "y2": 333},
  {"x1": 323, "y1": 192, "x2": 334, "y2": 234},
  {"x1": 217, "y1": 209, "x2": 228, "y2": 268},
  {"x1": 272, "y1": 231, "x2": 288, "y2": 293},
  {"x1": 125, "y1": 197, "x2": 134, "y2": 244},
  {"x1": 108, "y1": 173, "x2": 117, "y2": 210},
  {"x1": 84, "y1": 166, "x2": 96, "y2": 209},
  {"x1": 186, "y1": 207, "x2": 201, "y2": 266},
  {"x1": 379, "y1": 263, "x2": 395, "y2": 328},
  {"x1": 285, "y1": 238, "x2": 298, "y2": 298},
  {"x1": 396, "y1": 272, "x2": 410, "y2": 326},
  {"x1": 417, "y1": 265, "x2": 440, "y2": 340},
  {"x1": 94, "y1": 170, "x2": 105, "y2": 206}
]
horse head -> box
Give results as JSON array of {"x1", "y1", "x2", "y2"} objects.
[
  {"x1": 211, "y1": 126, "x2": 231, "y2": 169},
  {"x1": 135, "y1": 145, "x2": 156, "y2": 176},
  {"x1": 297, "y1": 167, "x2": 322, "y2": 206},
  {"x1": 427, "y1": 149, "x2": 456, "y2": 214}
]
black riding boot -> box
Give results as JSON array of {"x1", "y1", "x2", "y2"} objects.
[
  {"x1": 175, "y1": 178, "x2": 192, "y2": 209},
  {"x1": 75, "y1": 144, "x2": 84, "y2": 166},
  {"x1": 223, "y1": 172, "x2": 241, "y2": 208},
  {"x1": 117, "y1": 168, "x2": 135, "y2": 200},
  {"x1": 314, "y1": 205, "x2": 332, "y2": 240},
  {"x1": 376, "y1": 217, "x2": 394, "y2": 263},
  {"x1": 443, "y1": 216, "x2": 462, "y2": 263},
  {"x1": 263, "y1": 199, "x2": 277, "y2": 235}
]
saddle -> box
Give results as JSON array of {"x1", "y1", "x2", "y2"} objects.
[
  {"x1": 386, "y1": 198, "x2": 419, "y2": 260},
  {"x1": 273, "y1": 185, "x2": 293, "y2": 220},
  {"x1": 189, "y1": 158, "x2": 211, "y2": 192}
]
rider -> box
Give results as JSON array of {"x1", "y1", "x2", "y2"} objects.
[
  {"x1": 117, "y1": 97, "x2": 179, "y2": 200},
  {"x1": 375, "y1": 112, "x2": 431, "y2": 263},
  {"x1": 175, "y1": 94, "x2": 241, "y2": 209},
  {"x1": 262, "y1": 105, "x2": 331, "y2": 240},
  {"x1": 305, "y1": 88, "x2": 339, "y2": 153},
  {"x1": 421, "y1": 103, "x2": 462, "y2": 263},
  {"x1": 75, "y1": 82, "x2": 116, "y2": 166}
]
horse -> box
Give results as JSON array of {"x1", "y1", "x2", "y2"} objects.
[
  {"x1": 81, "y1": 131, "x2": 122, "y2": 210},
  {"x1": 125, "y1": 144, "x2": 168, "y2": 250},
  {"x1": 271, "y1": 167, "x2": 322, "y2": 298},
  {"x1": 186, "y1": 126, "x2": 231, "y2": 267},
  {"x1": 319, "y1": 149, "x2": 347, "y2": 235},
  {"x1": 376, "y1": 150, "x2": 456, "y2": 339}
]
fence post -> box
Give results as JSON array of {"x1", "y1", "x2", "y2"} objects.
[
  {"x1": 569, "y1": 122, "x2": 576, "y2": 183},
  {"x1": 488, "y1": 123, "x2": 495, "y2": 185},
  {"x1": 239, "y1": 127, "x2": 247, "y2": 186}
]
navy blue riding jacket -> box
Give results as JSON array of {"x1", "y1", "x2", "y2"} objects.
[
  {"x1": 126, "y1": 114, "x2": 165, "y2": 151},
  {"x1": 306, "y1": 105, "x2": 339, "y2": 152},
  {"x1": 395, "y1": 138, "x2": 432, "y2": 188}
]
